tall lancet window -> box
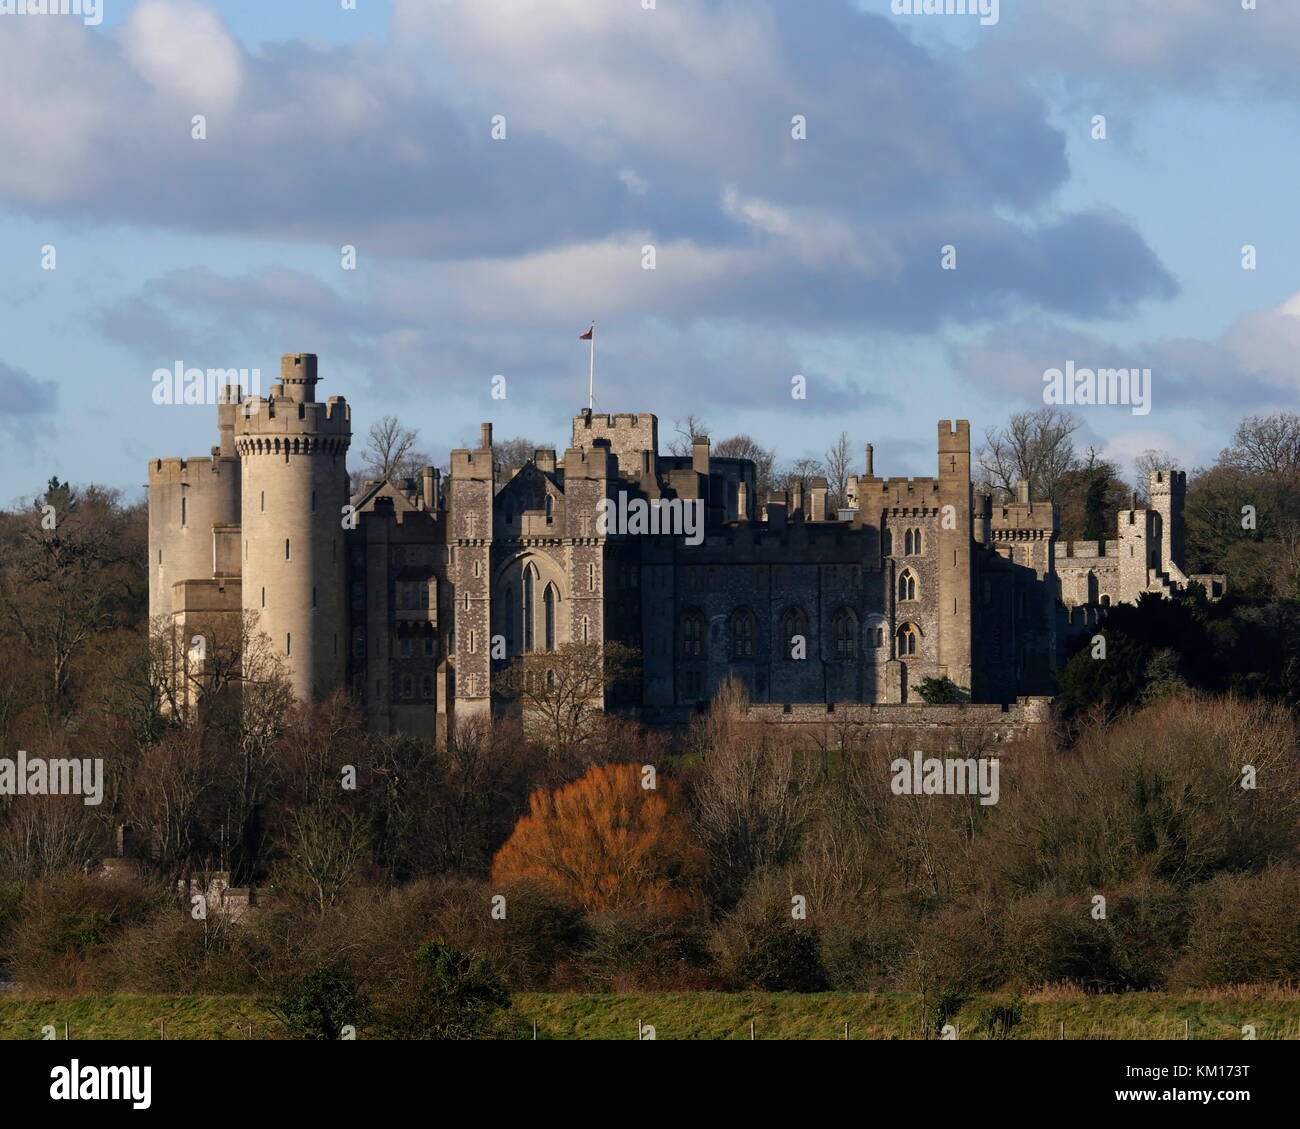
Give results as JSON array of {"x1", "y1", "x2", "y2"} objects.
[
  {"x1": 523, "y1": 565, "x2": 536, "y2": 652},
  {"x1": 544, "y1": 584, "x2": 557, "y2": 651}
]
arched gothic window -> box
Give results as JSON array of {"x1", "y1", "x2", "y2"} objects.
[
  {"x1": 832, "y1": 608, "x2": 858, "y2": 659},
  {"x1": 543, "y1": 583, "x2": 558, "y2": 651},
  {"x1": 780, "y1": 607, "x2": 807, "y2": 660},
  {"x1": 898, "y1": 570, "x2": 917, "y2": 601},
  {"x1": 681, "y1": 610, "x2": 705, "y2": 658},
  {"x1": 730, "y1": 608, "x2": 756, "y2": 659},
  {"x1": 523, "y1": 565, "x2": 536, "y2": 652},
  {"x1": 897, "y1": 623, "x2": 920, "y2": 656}
]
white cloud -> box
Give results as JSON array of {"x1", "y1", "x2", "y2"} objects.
[{"x1": 119, "y1": 0, "x2": 243, "y2": 114}]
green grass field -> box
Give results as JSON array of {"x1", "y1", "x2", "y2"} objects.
[{"x1": 2, "y1": 991, "x2": 1298, "y2": 1040}]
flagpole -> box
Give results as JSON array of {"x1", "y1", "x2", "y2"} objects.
[{"x1": 588, "y1": 322, "x2": 595, "y2": 410}]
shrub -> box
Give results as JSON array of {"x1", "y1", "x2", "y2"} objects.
[
  {"x1": 375, "y1": 939, "x2": 512, "y2": 1040},
  {"x1": 711, "y1": 877, "x2": 829, "y2": 992},
  {"x1": 1170, "y1": 864, "x2": 1300, "y2": 989},
  {"x1": 580, "y1": 912, "x2": 719, "y2": 992},
  {"x1": 977, "y1": 998, "x2": 1024, "y2": 1040},
  {"x1": 264, "y1": 967, "x2": 370, "y2": 1041},
  {"x1": 9, "y1": 872, "x2": 159, "y2": 990},
  {"x1": 915, "y1": 676, "x2": 964, "y2": 704}
]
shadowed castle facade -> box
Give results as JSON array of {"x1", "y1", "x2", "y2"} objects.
[{"x1": 149, "y1": 354, "x2": 1221, "y2": 740}]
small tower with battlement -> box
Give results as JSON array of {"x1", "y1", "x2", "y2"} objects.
[
  {"x1": 235, "y1": 355, "x2": 351, "y2": 700},
  {"x1": 148, "y1": 386, "x2": 243, "y2": 625},
  {"x1": 1147, "y1": 469, "x2": 1186, "y2": 574}
]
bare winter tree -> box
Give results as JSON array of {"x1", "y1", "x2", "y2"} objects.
[
  {"x1": 1133, "y1": 448, "x2": 1184, "y2": 501},
  {"x1": 667, "y1": 415, "x2": 710, "y2": 457},
  {"x1": 350, "y1": 416, "x2": 431, "y2": 493},
  {"x1": 492, "y1": 437, "x2": 546, "y2": 476},
  {"x1": 776, "y1": 456, "x2": 826, "y2": 492},
  {"x1": 824, "y1": 431, "x2": 853, "y2": 511},
  {"x1": 977, "y1": 407, "x2": 1081, "y2": 503},
  {"x1": 714, "y1": 434, "x2": 778, "y2": 501},
  {"x1": 1219, "y1": 413, "x2": 1300, "y2": 477},
  {"x1": 690, "y1": 675, "x2": 818, "y2": 909},
  {"x1": 493, "y1": 640, "x2": 639, "y2": 754}
]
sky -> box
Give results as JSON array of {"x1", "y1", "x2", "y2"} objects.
[{"x1": 2, "y1": 0, "x2": 1300, "y2": 504}]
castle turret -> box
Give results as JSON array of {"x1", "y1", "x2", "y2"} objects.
[
  {"x1": 1148, "y1": 469, "x2": 1186, "y2": 573},
  {"x1": 235, "y1": 355, "x2": 351, "y2": 700},
  {"x1": 148, "y1": 385, "x2": 243, "y2": 624},
  {"x1": 937, "y1": 420, "x2": 973, "y2": 692}
]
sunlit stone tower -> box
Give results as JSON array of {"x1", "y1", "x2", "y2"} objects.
[{"x1": 235, "y1": 354, "x2": 351, "y2": 700}]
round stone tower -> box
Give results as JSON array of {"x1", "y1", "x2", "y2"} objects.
[{"x1": 235, "y1": 354, "x2": 351, "y2": 700}]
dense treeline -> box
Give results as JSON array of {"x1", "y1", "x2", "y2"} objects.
[{"x1": 1, "y1": 691, "x2": 1298, "y2": 1019}]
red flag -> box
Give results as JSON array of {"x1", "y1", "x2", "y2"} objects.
[{"x1": 579, "y1": 327, "x2": 593, "y2": 340}]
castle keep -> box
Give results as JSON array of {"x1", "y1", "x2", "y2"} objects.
[{"x1": 149, "y1": 354, "x2": 1221, "y2": 739}]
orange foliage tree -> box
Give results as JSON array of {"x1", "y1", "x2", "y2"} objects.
[{"x1": 491, "y1": 763, "x2": 703, "y2": 916}]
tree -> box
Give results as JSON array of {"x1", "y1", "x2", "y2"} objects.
[
  {"x1": 690, "y1": 677, "x2": 818, "y2": 908},
  {"x1": 714, "y1": 434, "x2": 778, "y2": 503},
  {"x1": 271, "y1": 801, "x2": 370, "y2": 917},
  {"x1": 824, "y1": 431, "x2": 854, "y2": 512},
  {"x1": 1133, "y1": 448, "x2": 1183, "y2": 501},
  {"x1": 777, "y1": 457, "x2": 826, "y2": 493},
  {"x1": 0, "y1": 481, "x2": 143, "y2": 719},
  {"x1": 667, "y1": 415, "x2": 710, "y2": 457},
  {"x1": 350, "y1": 415, "x2": 430, "y2": 493},
  {"x1": 492, "y1": 437, "x2": 546, "y2": 476},
  {"x1": 377, "y1": 939, "x2": 512, "y2": 1040},
  {"x1": 1219, "y1": 413, "x2": 1300, "y2": 477},
  {"x1": 1055, "y1": 448, "x2": 1127, "y2": 542},
  {"x1": 493, "y1": 640, "x2": 639, "y2": 753},
  {"x1": 264, "y1": 967, "x2": 370, "y2": 1041},
  {"x1": 491, "y1": 763, "x2": 704, "y2": 916},
  {"x1": 977, "y1": 408, "x2": 1080, "y2": 503}
]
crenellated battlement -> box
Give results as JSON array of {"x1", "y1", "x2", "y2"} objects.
[
  {"x1": 572, "y1": 408, "x2": 658, "y2": 464},
  {"x1": 235, "y1": 394, "x2": 351, "y2": 455},
  {"x1": 149, "y1": 454, "x2": 238, "y2": 485}
]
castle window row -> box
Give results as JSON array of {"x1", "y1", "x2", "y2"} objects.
[
  {"x1": 682, "y1": 609, "x2": 908, "y2": 661},
  {"x1": 882, "y1": 527, "x2": 924, "y2": 556}
]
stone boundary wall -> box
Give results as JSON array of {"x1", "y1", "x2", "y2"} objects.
[{"x1": 740, "y1": 696, "x2": 1054, "y2": 746}]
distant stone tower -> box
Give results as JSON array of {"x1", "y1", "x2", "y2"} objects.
[
  {"x1": 148, "y1": 387, "x2": 242, "y2": 623},
  {"x1": 936, "y1": 420, "x2": 973, "y2": 691},
  {"x1": 1148, "y1": 469, "x2": 1186, "y2": 573},
  {"x1": 235, "y1": 355, "x2": 351, "y2": 700}
]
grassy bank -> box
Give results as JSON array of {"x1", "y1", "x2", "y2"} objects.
[{"x1": 2, "y1": 990, "x2": 1299, "y2": 1040}]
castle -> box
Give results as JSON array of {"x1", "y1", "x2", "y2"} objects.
[{"x1": 148, "y1": 354, "x2": 1223, "y2": 740}]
